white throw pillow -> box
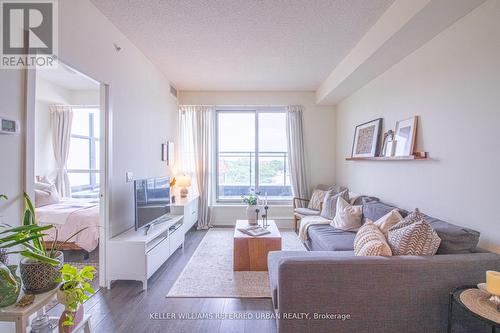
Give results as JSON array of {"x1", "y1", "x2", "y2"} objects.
[
  {"x1": 372, "y1": 209, "x2": 404, "y2": 237},
  {"x1": 34, "y1": 184, "x2": 61, "y2": 208},
  {"x1": 331, "y1": 197, "x2": 363, "y2": 231}
]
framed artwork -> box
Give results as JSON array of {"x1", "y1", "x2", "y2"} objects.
[
  {"x1": 394, "y1": 116, "x2": 418, "y2": 156},
  {"x1": 351, "y1": 118, "x2": 383, "y2": 158}
]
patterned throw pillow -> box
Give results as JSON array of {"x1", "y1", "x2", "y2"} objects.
[
  {"x1": 354, "y1": 222, "x2": 392, "y2": 256},
  {"x1": 307, "y1": 189, "x2": 327, "y2": 210},
  {"x1": 320, "y1": 190, "x2": 349, "y2": 220},
  {"x1": 388, "y1": 209, "x2": 442, "y2": 256},
  {"x1": 331, "y1": 197, "x2": 363, "y2": 231}
]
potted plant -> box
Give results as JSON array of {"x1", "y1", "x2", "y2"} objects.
[
  {"x1": 56, "y1": 264, "x2": 96, "y2": 332},
  {"x1": 0, "y1": 193, "x2": 89, "y2": 293},
  {"x1": 0, "y1": 262, "x2": 21, "y2": 307},
  {"x1": 242, "y1": 190, "x2": 260, "y2": 225}
]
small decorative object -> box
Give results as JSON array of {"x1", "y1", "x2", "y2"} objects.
[
  {"x1": 394, "y1": 116, "x2": 418, "y2": 156},
  {"x1": 381, "y1": 130, "x2": 396, "y2": 157},
  {"x1": 15, "y1": 294, "x2": 35, "y2": 307},
  {"x1": 177, "y1": 174, "x2": 192, "y2": 198},
  {"x1": 242, "y1": 191, "x2": 259, "y2": 225},
  {"x1": 351, "y1": 118, "x2": 383, "y2": 158},
  {"x1": 161, "y1": 143, "x2": 168, "y2": 161},
  {"x1": 56, "y1": 264, "x2": 96, "y2": 332},
  {"x1": 263, "y1": 205, "x2": 269, "y2": 228},
  {"x1": 486, "y1": 271, "x2": 500, "y2": 310},
  {"x1": 255, "y1": 208, "x2": 260, "y2": 225},
  {"x1": 0, "y1": 263, "x2": 21, "y2": 307},
  {"x1": 30, "y1": 314, "x2": 57, "y2": 333}
]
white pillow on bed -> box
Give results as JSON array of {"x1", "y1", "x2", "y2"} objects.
[{"x1": 35, "y1": 184, "x2": 61, "y2": 208}]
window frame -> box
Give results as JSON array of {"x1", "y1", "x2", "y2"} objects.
[
  {"x1": 215, "y1": 106, "x2": 291, "y2": 205},
  {"x1": 67, "y1": 107, "x2": 100, "y2": 195}
]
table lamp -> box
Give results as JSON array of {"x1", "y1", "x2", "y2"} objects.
[{"x1": 177, "y1": 175, "x2": 192, "y2": 198}]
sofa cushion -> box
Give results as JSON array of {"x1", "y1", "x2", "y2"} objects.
[
  {"x1": 307, "y1": 224, "x2": 356, "y2": 251},
  {"x1": 308, "y1": 189, "x2": 327, "y2": 210},
  {"x1": 354, "y1": 222, "x2": 392, "y2": 256},
  {"x1": 294, "y1": 207, "x2": 320, "y2": 216},
  {"x1": 331, "y1": 197, "x2": 363, "y2": 232},
  {"x1": 320, "y1": 189, "x2": 349, "y2": 220},
  {"x1": 362, "y1": 198, "x2": 408, "y2": 221},
  {"x1": 423, "y1": 214, "x2": 480, "y2": 254},
  {"x1": 388, "y1": 210, "x2": 441, "y2": 256}
]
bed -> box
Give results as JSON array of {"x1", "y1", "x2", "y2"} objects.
[{"x1": 35, "y1": 198, "x2": 100, "y2": 254}]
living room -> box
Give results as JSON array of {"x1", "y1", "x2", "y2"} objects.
[{"x1": 0, "y1": 0, "x2": 499, "y2": 333}]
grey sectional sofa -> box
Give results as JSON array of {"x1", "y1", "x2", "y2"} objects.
[{"x1": 268, "y1": 196, "x2": 500, "y2": 333}]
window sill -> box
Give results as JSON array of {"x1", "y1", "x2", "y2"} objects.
[{"x1": 212, "y1": 202, "x2": 292, "y2": 208}]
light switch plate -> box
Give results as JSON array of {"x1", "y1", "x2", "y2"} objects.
[{"x1": 126, "y1": 172, "x2": 133, "y2": 182}]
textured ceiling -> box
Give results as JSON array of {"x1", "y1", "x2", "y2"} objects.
[{"x1": 91, "y1": 0, "x2": 394, "y2": 91}]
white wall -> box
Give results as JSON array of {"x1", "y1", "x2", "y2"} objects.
[
  {"x1": 0, "y1": 0, "x2": 178, "y2": 240},
  {"x1": 335, "y1": 0, "x2": 500, "y2": 252},
  {"x1": 179, "y1": 91, "x2": 336, "y2": 226}
]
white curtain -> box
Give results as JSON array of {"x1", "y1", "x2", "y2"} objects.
[
  {"x1": 50, "y1": 105, "x2": 73, "y2": 197},
  {"x1": 179, "y1": 105, "x2": 215, "y2": 229},
  {"x1": 286, "y1": 105, "x2": 309, "y2": 200}
]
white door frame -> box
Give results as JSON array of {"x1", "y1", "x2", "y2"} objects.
[{"x1": 24, "y1": 60, "x2": 111, "y2": 288}]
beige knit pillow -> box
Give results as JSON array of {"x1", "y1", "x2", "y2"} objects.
[
  {"x1": 354, "y1": 222, "x2": 392, "y2": 256},
  {"x1": 373, "y1": 209, "x2": 404, "y2": 237},
  {"x1": 308, "y1": 189, "x2": 327, "y2": 210},
  {"x1": 331, "y1": 197, "x2": 362, "y2": 231}
]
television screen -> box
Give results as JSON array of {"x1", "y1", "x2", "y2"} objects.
[{"x1": 134, "y1": 176, "x2": 171, "y2": 230}]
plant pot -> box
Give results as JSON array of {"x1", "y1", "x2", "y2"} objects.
[
  {"x1": 246, "y1": 205, "x2": 258, "y2": 225},
  {"x1": 59, "y1": 304, "x2": 84, "y2": 333},
  {"x1": 20, "y1": 251, "x2": 63, "y2": 294},
  {"x1": 0, "y1": 264, "x2": 21, "y2": 307}
]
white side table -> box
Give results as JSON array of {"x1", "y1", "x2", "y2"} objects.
[{"x1": 0, "y1": 288, "x2": 57, "y2": 333}]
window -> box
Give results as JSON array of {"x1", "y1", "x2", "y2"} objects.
[
  {"x1": 216, "y1": 108, "x2": 291, "y2": 203},
  {"x1": 67, "y1": 107, "x2": 100, "y2": 198}
]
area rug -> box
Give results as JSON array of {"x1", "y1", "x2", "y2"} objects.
[{"x1": 167, "y1": 228, "x2": 306, "y2": 298}]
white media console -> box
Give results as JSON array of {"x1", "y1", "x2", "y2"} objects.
[{"x1": 106, "y1": 195, "x2": 199, "y2": 290}]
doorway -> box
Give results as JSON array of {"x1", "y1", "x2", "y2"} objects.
[{"x1": 25, "y1": 60, "x2": 109, "y2": 292}]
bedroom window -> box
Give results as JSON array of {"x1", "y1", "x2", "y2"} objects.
[
  {"x1": 216, "y1": 108, "x2": 292, "y2": 203},
  {"x1": 67, "y1": 107, "x2": 100, "y2": 198}
]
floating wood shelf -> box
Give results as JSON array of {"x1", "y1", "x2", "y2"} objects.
[{"x1": 346, "y1": 154, "x2": 428, "y2": 161}]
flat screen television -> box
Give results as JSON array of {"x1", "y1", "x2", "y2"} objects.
[{"x1": 134, "y1": 176, "x2": 171, "y2": 230}]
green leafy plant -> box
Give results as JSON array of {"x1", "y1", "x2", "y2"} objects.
[
  {"x1": 0, "y1": 194, "x2": 7, "y2": 201},
  {"x1": 57, "y1": 264, "x2": 96, "y2": 326},
  {"x1": 0, "y1": 193, "x2": 89, "y2": 265},
  {"x1": 241, "y1": 190, "x2": 260, "y2": 206}
]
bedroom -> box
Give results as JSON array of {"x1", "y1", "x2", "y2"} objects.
[{"x1": 33, "y1": 63, "x2": 102, "y2": 290}]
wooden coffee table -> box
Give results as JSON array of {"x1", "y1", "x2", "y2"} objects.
[{"x1": 233, "y1": 220, "x2": 282, "y2": 271}]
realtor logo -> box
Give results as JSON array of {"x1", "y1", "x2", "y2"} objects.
[{"x1": 1, "y1": 0, "x2": 58, "y2": 68}]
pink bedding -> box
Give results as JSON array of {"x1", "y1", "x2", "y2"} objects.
[{"x1": 36, "y1": 198, "x2": 100, "y2": 252}]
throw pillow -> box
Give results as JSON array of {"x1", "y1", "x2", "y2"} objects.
[
  {"x1": 320, "y1": 189, "x2": 349, "y2": 220},
  {"x1": 35, "y1": 184, "x2": 61, "y2": 208},
  {"x1": 354, "y1": 222, "x2": 392, "y2": 256},
  {"x1": 308, "y1": 189, "x2": 327, "y2": 210},
  {"x1": 331, "y1": 197, "x2": 362, "y2": 231},
  {"x1": 388, "y1": 209, "x2": 442, "y2": 256},
  {"x1": 372, "y1": 209, "x2": 404, "y2": 237}
]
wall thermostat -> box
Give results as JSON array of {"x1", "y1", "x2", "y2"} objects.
[{"x1": 0, "y1": 117, "x2": 20, "y2": 134}]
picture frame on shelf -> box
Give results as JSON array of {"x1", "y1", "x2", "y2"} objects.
[
  {"x1": 351, "y1": 118, "x2": 383, "y2": 158},
  {"x1": 394, "y1": 116, "x2": 418, "y2": 156}
]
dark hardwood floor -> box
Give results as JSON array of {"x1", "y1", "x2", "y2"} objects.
[{"x1": 48, "y1": 228, "x2": 277, "y2": 333}]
